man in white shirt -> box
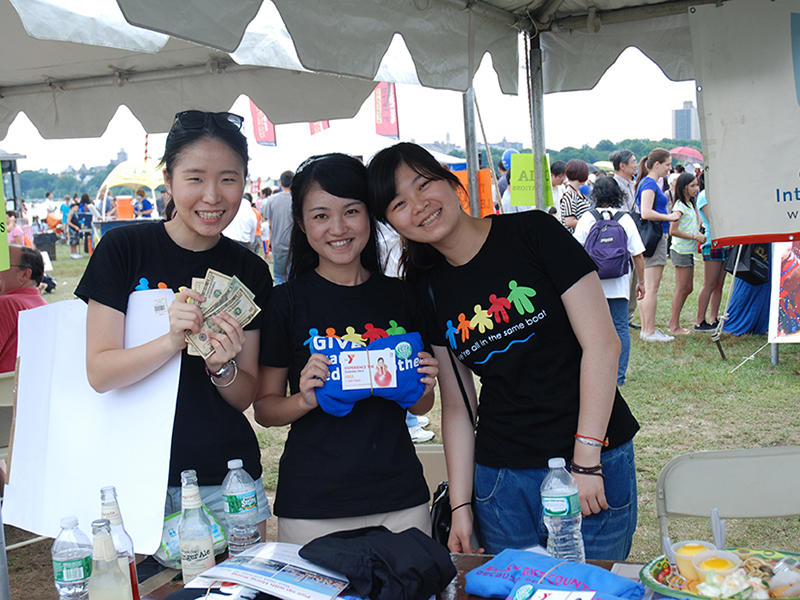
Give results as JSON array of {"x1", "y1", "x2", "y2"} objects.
[
  {"x1": 611, "y1": 150, "x2": 637, "y2": 213},
  {"x1": 222, "y1": 194, "x2": 258, "y2": 250},
  {"x1": 610, "y1": 149, "x2": 640, "y2": 327}
]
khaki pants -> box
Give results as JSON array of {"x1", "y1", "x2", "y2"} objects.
[{"x1": 278, "y1": 502, "x2": 431, "y2": 546}]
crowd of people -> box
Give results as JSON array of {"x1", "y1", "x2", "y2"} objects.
[{"x1": 2, "y1": 110, "x2": 743, "y2": 564}]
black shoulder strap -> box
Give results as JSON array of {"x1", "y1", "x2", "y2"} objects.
[{"x1": 427, "y1": 284, "x2": 475, "y2": 428}]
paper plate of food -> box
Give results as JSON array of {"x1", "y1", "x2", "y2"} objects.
[{"x1": 640, "y1": 548, "x2": 800, "y2": 600}]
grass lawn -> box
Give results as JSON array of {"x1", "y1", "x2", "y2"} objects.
[{"x1": 46, "y1": 240, "x2": 800, "y2": 562}]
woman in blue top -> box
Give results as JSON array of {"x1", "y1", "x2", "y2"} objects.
[{"x1": 635, "y1": 148, "x2": 680, "y2": 342}]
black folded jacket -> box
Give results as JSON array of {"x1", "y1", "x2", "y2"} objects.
[{"x1": 299, "y1": 526, "x2": 457, "y2": 600}]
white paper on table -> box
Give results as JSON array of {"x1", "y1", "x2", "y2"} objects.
[{"x1": 3, "y1": 290, "x2": 180, "y2": 553}]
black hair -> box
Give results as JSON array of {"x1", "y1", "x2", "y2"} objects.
[
  {"x1": 609, "y1": 150, "x2": 634, "y2": 171},
  {"x1": 243, "y1": 192, "x2": 253, "y2": 203},
  {"x1": 550, "y1": 160, "x2": 567, "y2": 176},
  {"x1": 5, "y1": 210, "x2": 16, "y2": 219},
  {"x1": 698, "y1": 172, "x2": 705, "y2": 192},
  {"x1": 164, "y1": 198, "x2": 176, "y2": 222},
  {"x1": 158, "y1": 111, "x2": 249, "y2": 180},
  {"x1": 17, "y1": 246, "x2": 44, "y2": 285},
  {"x1": 590, "y1": 177, "x2": 625, "y2": 208},
  {"x1": 676, "y1": 172, "x2": 698, "y2": 210},
  {"x1": 280, "y1": 171, "x2": 294, "y2": 189},
  {"x1": 288, "y1": 154, "x2": 380, "y2": 281},
  {"x1": 367, "y1": 143, "x2": 465, "y2": 284}
]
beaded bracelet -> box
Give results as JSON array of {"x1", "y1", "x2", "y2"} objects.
[{"x1": 569, "y1": 460, "x2": 605, "y2": 479}]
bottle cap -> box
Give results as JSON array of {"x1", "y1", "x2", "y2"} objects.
[
  {"x1": 227, "y1": 459, "x2": 244, "y2": 469},
  {"x1": 548, "y1": 457, "x2": 566, "y2": 469},
  {"x1": 60, "y1": 515, "x2": 78, "y2": 528}
]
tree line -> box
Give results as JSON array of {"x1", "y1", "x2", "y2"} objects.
[
  {"x1": 18, "y1": 163, "x2": 117, "y2": 200},
  {"x1": 451, "y1": 138, "x2": 703, "y2": 171}
]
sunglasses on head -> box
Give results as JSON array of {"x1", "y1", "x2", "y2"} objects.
[{"x1": 174, "y1": 110, "x2": 244, "y2": 132}]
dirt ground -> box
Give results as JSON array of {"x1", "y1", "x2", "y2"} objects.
[{"x1": 4, "y1": 496, "x2": 280, "y2": 600}]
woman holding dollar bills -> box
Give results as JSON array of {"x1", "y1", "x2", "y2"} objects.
[
  {"x1": 76, "y1": 111, "x2": 273, "y2": 535},
  {"x1": 254, "y1": 153, "x2": 439, "y2": 545}
]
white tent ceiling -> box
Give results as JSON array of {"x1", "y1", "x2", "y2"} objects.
[{"x1": 0, "y1": 0, "x2": 722, "y2": 140}]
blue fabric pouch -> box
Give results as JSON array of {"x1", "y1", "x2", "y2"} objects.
[
  {"x1": 464, "y1": 550, "x2": 645, "y2": 600},
  {"x1": 310, "y1": 332, "x2": 425, "y2": 417}
]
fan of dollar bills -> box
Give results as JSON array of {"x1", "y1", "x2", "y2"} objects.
[{"x1": 185, "y1": 268, "x2": 261, "y2": 360}]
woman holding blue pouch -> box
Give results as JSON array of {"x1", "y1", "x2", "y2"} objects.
[{"x1": 254, "y1": 153, "x2": 438, "y2": 545}]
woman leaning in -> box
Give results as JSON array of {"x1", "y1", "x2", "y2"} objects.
[
  {"x1": 635, "y1": 148, "x2": 681, "y2": 342},
  {"x1": 367, "y1": 143, "x2": 639, "y2": 560}
]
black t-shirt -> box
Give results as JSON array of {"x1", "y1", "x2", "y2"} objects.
[
  {"x1": 260, "y1": 271, "x2": 430, "y2": 519},
  {"x1": 419, "y1": 211, "x2": 639, "y2": 469},
  {"x1": 76, "y1": 222, "x2": 273, "y2": 486}
]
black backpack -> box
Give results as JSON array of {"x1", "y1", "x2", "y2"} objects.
[{"x1": 584, "y1": 209, "x2": 630, "y2": 279}]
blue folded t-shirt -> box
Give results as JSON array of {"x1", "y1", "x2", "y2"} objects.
[
  {"x1": 465, "y1": 550, "x2": 645, "y2": 600},
  {"x1": 310, "y1": 332, "x2": 426, "y2": 417}
]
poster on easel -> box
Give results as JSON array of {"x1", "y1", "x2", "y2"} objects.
[{"x1": 769, "y1": 241, "x2": 800, "y2": 342}]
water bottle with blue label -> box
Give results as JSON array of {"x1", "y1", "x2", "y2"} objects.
[
  {"x1": 221, "y1": 458, "x2": 261, "y2": 555},
  {"x1": 541, "y1": 457, "x2": 585, "y2": 562}
]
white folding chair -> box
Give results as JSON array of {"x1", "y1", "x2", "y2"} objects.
[{"x1": 656, "y1": 446, "x2": 800, "y2": 553}]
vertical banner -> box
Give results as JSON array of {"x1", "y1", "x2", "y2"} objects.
[
  {"x1": 249, "y1": 99, "x2": 276, "y2": 146},
  {"x1": 0, "y1": 180, "x2": 8, "y2": 270},
  {"x1": 375, "y1": 82, "x2": 400, "y2": 139},
  {"x1": 309, "y1": 121, "x2": 330, "y2": 135},
  {"x1": 691, "y1": 2, "x2": 800, "y2": 246},
  {"x1": 507, "y1": 154, "x2": 554, "y2": 209},
  {"x1": 509, "y1": 153, "x2": 536, "y2": 207},
  {"x1": 453, "y1": 169, "x2": 494, "y2": 217},
  {"x1": 770, "y1": 241, "x2": 800, "y2": 342}
]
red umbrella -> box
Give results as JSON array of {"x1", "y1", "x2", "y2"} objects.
[{"x1": 669, "y1": 146, "x2": 704, "y2": 163}]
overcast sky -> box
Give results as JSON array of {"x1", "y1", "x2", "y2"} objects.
[{"x1": 1, "y1": 46, "x2": 697, "y2": 182}]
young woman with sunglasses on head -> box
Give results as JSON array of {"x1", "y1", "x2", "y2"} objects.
[
  {"x1": 366, "y1": 143, "x2": 639, "y2": 560},
  {"x1": 77, "y1": 111, "x2": 273, "y2": 533},
  {"x1": 253, "y1": 153, "x2": 438, "y2": 545}
]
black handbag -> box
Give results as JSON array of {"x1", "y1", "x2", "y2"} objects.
[
  {"x1": 725, "y1": 244, "x2": 770, "y2": 285},
  {"x1": 629, "y1": 210, "x2": 662, "y2": 257}
]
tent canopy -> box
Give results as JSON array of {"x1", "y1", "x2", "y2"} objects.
[
  {"x1": 97, "y1": 159, "x2": 164, "y2": 197},
  {"x1": 0, "y1": 0, "x2": 718, "y2": 139}
]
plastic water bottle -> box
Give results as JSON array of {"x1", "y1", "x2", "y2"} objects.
[
  {"x1": 541, "y1": 457, "x2": 585, "y2": 562},
  {"x1": 221, "y1": 458, "x2": 261, "y2": 555},
  {"x1": 178, "y1": 469, "x2": 216, "y2": 584},
  {"x1": 100, "y1": 486, "x2": 140, "y2": 600},
  {"x1": 88, "y1": 519, "x2": 133, "y2": 600},
  {"x1": 52, "y1": 516, "x2": 92, "y2": 600}
]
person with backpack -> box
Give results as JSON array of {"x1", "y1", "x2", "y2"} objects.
[{"x1": 574, "y1": 178, "x2": 646, "y2": 386}]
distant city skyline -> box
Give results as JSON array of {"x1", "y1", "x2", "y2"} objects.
[{"x1": 672, "y1": 101, "x2": 701, "y2": 141}]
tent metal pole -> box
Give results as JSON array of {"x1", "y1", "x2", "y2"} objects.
[
  {"x1": 528, "y1": 35, "x2": 546, "y2": 210},
  {"x1": 462, "y1": 88, "x2": 481, "y2": 217},
  {"x1": 771, "y1": 343, "x2": 779, "y2": 365}
]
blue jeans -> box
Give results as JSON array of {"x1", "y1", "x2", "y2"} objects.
[
  {"x1": 608, "y1": 297, "x2": 630, "y2": 385},
  {"x1": 272, "y1": 253, "x2": 288, "y2": 285},
  {"x1": 473, "y1": 439, "x2": 637, "y2": 560}
]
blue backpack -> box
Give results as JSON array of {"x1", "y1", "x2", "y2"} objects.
[{"x1": 585, "y1": 209, "x2": 630, "y2": 279}]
